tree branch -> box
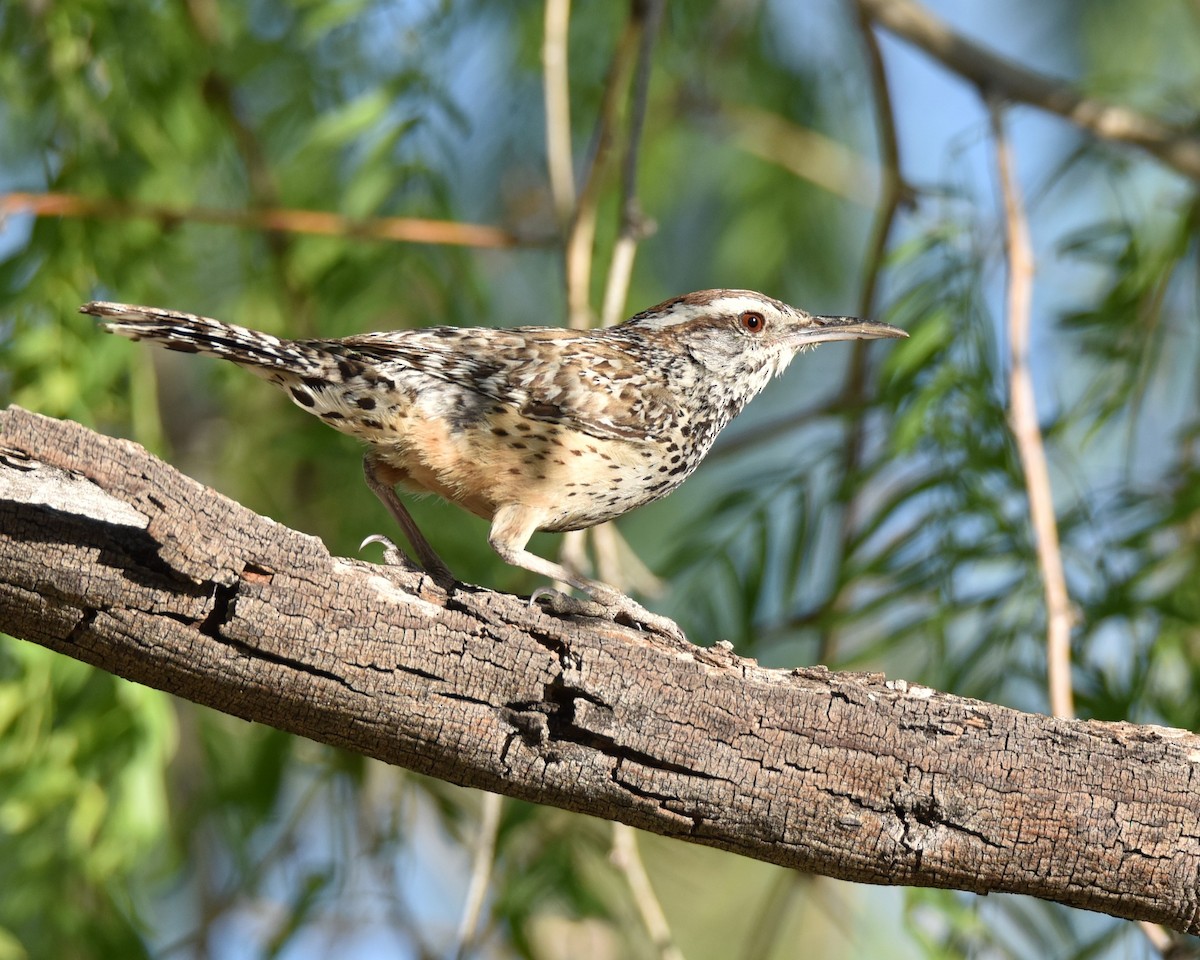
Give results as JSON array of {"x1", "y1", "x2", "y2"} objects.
[
  {"x1": 542, "y1": 0, "x2": 576, "y2": 229},
  {"x1": 857, "y1": 0, "x2": 1200, "y2": 181},
  {"x1": 598, "y1": 0, "x2": 664, "y2": 330},
  {"x1": 612, "y1": 821, "x2": 685, "y2": 960},
  {"x1": 990, "y1": 102, "x2": 1075, "y2": 720},
  {"x1": 453, "y1": 790, "x2": 503, "y2": 959},
  {"x1": 816, "y1": 2, "x2": 912, "y2": 666},
  {"x1": 720, "y1": 104, "x2": 879, "y2": 205},
  {"x1": 2, "y1": 406, "x2": 1199, "y2": 935},
  {"x1": 563, "y1": 4, "x2": 643, "y2": 328},
  {"x1": 0, "y1": 192, "x2": 524, "y2": 249}
]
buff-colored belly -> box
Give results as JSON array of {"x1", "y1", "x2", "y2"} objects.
[{"x1": 370, "y1": 405, "x2": 677, "y2": 531}]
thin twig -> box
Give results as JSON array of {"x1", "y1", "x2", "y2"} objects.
[
  {"x1": 559, "y1": 528, "x2": 590, "y2": 582},
  {"x1": 0, "y1": 192, "x2": 523, "y2": 248},
  {"x1": 708, "y1": 399, "x2": 841, "y2": 462},
  {"x1": 601, "y1": 235, "x2": 641, "y2": 327},
  {"x1": 593, "y1": 522, "x2": 664, "y2": 596},
  {"x1": 853, "y1": 10, "x2": 910, "y2": 324},
  {"x1": 611, "y1": 823, "x2": 685, "y2": 960},
  {"x1": 599, "y1": 0, "x2": 665, "y2": 328},
  {"x1": 816, "y1": 3, "x2": 909, "y2": 665},
  {"x1": 453, "y1": 791, "x2": 504, "y2": 960},
  {"x1": 858, "y1": 0, "x2": 1200, "y2": 181},
  {"x1": 1136, "y1": 919, "x2": 1182, "y2": 958},
  {"x1": 543, "y1": 0, "x2": 576, "y2": 228},
  {"x1": 738, "y1": 869, "x2": 806, "y2": 960},
  {"x1": 544, "y1": 0, "x2": 590, "y2": 596},
  {"x1": 564, "y1": 5, "x2": 644, "y2": 328},
  {"x1": 721, "y1": 104, "x2": 878, "y2": 205},
  {"x1": 989, "y1": 101, "x2": 1074, "y2": 720}
]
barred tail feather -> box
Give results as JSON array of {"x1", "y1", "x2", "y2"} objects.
[{"x1": 81, "y1": 301, "x2": 327, "y2": 377}]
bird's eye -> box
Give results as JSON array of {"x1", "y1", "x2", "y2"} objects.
[{"x1": 739, "y1": 311, "x2": 766, "y2": 334}]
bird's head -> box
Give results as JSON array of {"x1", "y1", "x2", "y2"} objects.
[{"x1": 624, "y1": 289, "x2": 907, "y2": 387}]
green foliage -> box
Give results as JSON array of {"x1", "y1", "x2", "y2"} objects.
[
  {"x1": 0, "y1": 641, "x2": 171, "y2": 956},
  {"x1": 2, "y1": 0, "x2": 1199, "y2": 957}
]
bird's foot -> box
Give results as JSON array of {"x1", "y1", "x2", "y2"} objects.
[
  {"x1": 530, "y1": 587, "x2": 607, "y2": 619},
  {"x1": 360, "y1": 534, "x2": 455, "y2": 587},
  {"x1": 531, "y1": 586, "x2": 689, "y2": 648}
]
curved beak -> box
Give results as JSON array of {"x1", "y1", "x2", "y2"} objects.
[{"x1": 792, "y1": 315, "x2": 908, "y2": 345}]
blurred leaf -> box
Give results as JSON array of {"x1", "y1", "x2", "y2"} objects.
[{"x1": 3, "y1": 1, "x2": 1200, "y2": 957}]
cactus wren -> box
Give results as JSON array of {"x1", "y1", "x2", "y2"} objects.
[{"x1": 83, "y1": 291, "x2": 905, "y2": 643}]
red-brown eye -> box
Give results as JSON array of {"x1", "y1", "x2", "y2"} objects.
[{"x1": 739, "y1": 311, "x2": 766, "y2": 333}]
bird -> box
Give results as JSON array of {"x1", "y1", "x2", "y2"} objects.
[{"x1": 83, "y1": 290, "x2": 906, "y2": 643}]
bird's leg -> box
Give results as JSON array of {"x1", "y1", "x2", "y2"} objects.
[
  {"x1": 488, "y1": 504, "x2": 688, "y2": 646},
  {"x1": 362, "y1": 453, "x2": 455, "y2": 585}
]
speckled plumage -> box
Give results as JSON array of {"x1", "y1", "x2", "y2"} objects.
[{"x1": 84, "y1": 290, "x2": 905, "y2": 642}]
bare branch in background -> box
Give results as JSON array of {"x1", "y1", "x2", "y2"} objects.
[
  {"x1": 600, "y1": 0, "x2": 666, "y2": 329},
  {"x1": 591, "y1": 0, "x2": 666, "y2": 590},
  {"x1": 989, "y1": 101, "x2": 1074, "y2": 720},
  {"x1": 738, "y1": 870, "x2": 805, "y2": 960},
  {"x1": 816, "y1": 4, "x2": 911, "y2": 665},
  {"x1": 0, "y1": 192, "x2": 523, "y2": 249},
  {"x1": 851, "y1": 7, "x2": 911, "y2": 323},
  {"x1": 592, "y1": 522, "x2": 664, "y2": 598},
  {"x1": 611, "y1": 822, "x2": 686, "y2": 960},
  {"x1": 453, "y1": 791, "x2": 504, "y2": 960},
  {"x1": 542, "y1": 0, "x2": 576, "y2": 228},
  {"x1": 1137, "y1": 920, "x2": 1178, "y2": 958},
  {"x1": 563, "y1": 5, "x2": 644, "y2": 328},
  {"x1": 722, "y1": 104, "x2": 878, "y2": 205},
  {"x1": 858, "y1": 0, "x2": 1200, "y2": 181},
  {"x1": 992, "y1": 82, "x2": 1174, "y2": 956}
]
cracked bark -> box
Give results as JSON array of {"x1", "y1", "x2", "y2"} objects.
[{"x1": 2, "y1": 405, "x2": 1199, "y2": 934}]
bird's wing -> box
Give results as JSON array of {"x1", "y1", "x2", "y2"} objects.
[{"x1": 324, "y1": 326, "x2": 678, "y2": 444}]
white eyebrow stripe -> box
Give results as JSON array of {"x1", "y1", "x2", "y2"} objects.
[{"x1": 633, "y1": 295, "x2": 787, "y2": 331}]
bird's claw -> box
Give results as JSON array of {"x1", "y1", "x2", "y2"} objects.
[
  {"x1": 531, "y1": 587, "x2": 689, "y2": 648},
  {"x1": 361, "y1": 534, "x2": 457, "y2": 587},
  {"x1": 360, "y1": 534, "x2": 420, "y2": 571}
]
